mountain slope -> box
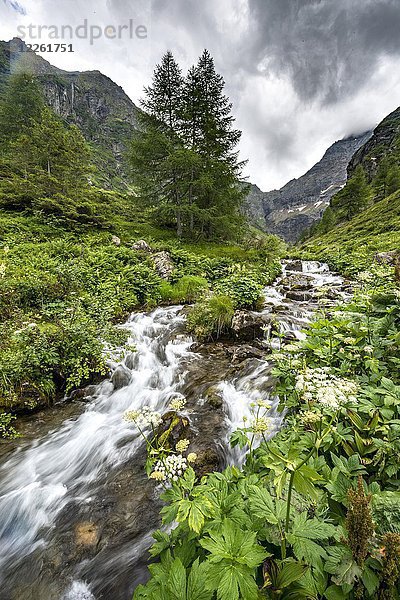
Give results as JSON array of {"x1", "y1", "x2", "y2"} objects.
[
  {"x1": 312, "y1": 104, "x2": 400, "y2": 238},
  {"x1": 348, "y1": 105, "x2": 400, "y2": 180},
  {"x1": 0, "y1": 38, "x2": 140, "y2": 188},
  {"x1": 300, "y1": 189, "x2": 400, "y2": 273},
  {"x1": 300, "y1": 106, "x2": 400, "y2": 273},
  {"x1": 245, "y1": 132, "x2": 372, "y2": 242}
]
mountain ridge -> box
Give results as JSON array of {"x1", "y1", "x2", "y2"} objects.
[
  {"x1": 245, "y1": 131, "x2": 372, "y2": 242},
  {"x1": 0, "y1": 38, "x2": 140, "y2": 189}
]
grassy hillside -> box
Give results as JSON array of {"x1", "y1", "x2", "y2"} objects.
[{"x1": 299, "y1": 190, "x2": 400, "y2": 274}]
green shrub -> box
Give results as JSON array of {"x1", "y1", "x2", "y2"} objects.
[
  {"x1": 159, "y1": 275, "x2": 209, "y2": 304},
  {"x1": 0, "y1": 412, "x2": 19, "y2": 439},
  {"x1": 214, "y1": 272, "x2": 263, "y2": 308},
  {"x1": 187, "y1": 294, "x2": 234, "y2": 339}
]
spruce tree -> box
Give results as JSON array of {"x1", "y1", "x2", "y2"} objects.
[
  {"x1": 181, "y1": 50, "x2": 246, "y2": 238},
  {"x1": 131, "y1": 50, "x2": 246, "y2": 240},
  {"x1": 131, "y1": 51, "x2": 186, "y2": 236}
]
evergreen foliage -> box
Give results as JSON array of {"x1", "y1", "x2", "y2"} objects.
[{"x1": 130, "y1": 50, "x2": 246, "y2": 240}]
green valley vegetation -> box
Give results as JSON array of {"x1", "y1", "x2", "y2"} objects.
[
  {"x1": 308, "y1": 107, "x2": 400, "y2": 242},
  {"x1": 130, "y1": 50, "x2": 247, "y2": 240},
  {"x1": 0, "y1": 63, "x2": 283, "y2": 436},
  {"x1": 126, "y1": 73, "x2": 400, "y2": 599}
]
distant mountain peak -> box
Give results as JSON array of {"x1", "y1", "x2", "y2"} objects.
[{"x1": 244, "y1": 131, "x2": 372, "y2": 242}]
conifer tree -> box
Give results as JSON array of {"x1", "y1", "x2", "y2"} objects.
[
  {"x1": 131, "y1": 51, "x2": 186, "y2": 236},
  {"x1": 131, "y1": 50, "x2": 246, "y2": 240},
  {"x1": 180, "y1": 50, "x2": 246, "y2": 238},
  {"x1": 0, "y1": 72, "x2": 44, "y2": 144},
  {"x1": 331, "y1": 165, "x2": 372, "y2": 221}
]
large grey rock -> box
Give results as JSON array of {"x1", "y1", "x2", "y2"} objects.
[
  {"x1": 286, "y1": 290, "x2": 313, "y2": 302},
  {"x1": 152, "y1": 251, "x2": 174, "y2": 280},
  {"x1": 284, "y1": 259, "x2": 303, "y2": 272},
  {"x1": 132, "y1": 239, "x2": 152, "y2": 253},
  {"x1": 229, "y1": 344, "x2": 266, "y2": 364},
  {"x1": 231, "y1": 311, "x2": 270, "y2": 341},
  {"x1": 111, "y1": 365, "x2": 131, "y2": 390},
  {"x1": 374, "y1": 251, "x2": 399, "y2": 266}
]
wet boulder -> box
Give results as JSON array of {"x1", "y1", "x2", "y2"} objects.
[
  {"x1": 124, "y1": 352, "x2": 137, "y2": 370},
  {"x1": 284, "y1": 259, "x2": 303, "y2": 272},
  {"x1": 228, "y1": 344, "x2": 266, "y2": 365},
  {"x1": 68, "y1": 384, "x2": 98, "y2": 402},
  {"x1": 281, "y1": 275, "x2": 313, "y2": 291},
  {"x1": 231, "y1": 310, "x2": 270, "y2": 341},
  {"x1": 286, "y1": 290, "x2": 313, "y2": 302},
  {"x1": 204, "y1": 386, "x2": 223, "y2": 409},
  {"x1": 194, "y1": 448, "x2": 221, "y2": 478},
  {"x1": 111, "y1": 365, "x2": 131, "y2": 390}
]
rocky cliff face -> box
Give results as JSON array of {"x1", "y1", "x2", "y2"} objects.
[
  {"x1": 245, "y1": 132, "x2": 372, "y2": 242},
  {"x1": 347, "y1": 106, "x2": 400, "y2": 181},
  {"x1": 0, "y1": 38, "x2": 140, "y2": 189}
]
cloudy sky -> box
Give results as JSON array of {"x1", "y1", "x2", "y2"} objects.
[{"x1": 2, "y1": 0, "x2": 400, "y2": 191}]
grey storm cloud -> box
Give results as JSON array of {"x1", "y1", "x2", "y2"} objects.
[
  {"x1": 246, "y1": 0, "x2": 400, "y2": 103},
  {"x1": 2, "y1": 0, "x2": 400, "y2": 189}
]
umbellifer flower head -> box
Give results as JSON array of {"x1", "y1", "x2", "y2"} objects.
[
  {"x1": 169, "y1": 398, "x2": 187, "y2": 411},
  {"x1": 187, "y1": 452, "x2": 197, "y2": 463},
  {"x1": 176, "y1": 439, "x2": 190, "y2": 452},
  {"x1": 251, "y1": 416, "x2": 271, "y2": 434},
  {"x1": 149, "y1": 470, "x2": 166, "y2": 481}
]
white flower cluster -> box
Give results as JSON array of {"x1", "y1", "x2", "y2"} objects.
[
  {"x1": 251, "y1": 416, "x2": 271, "y2": 434},
  {"x1": 295, "y1": 367, "x2": 359, "y2": 409},
  {"x1": 153, "y1": 454, "x2": 188, "y2": 481},
  {"x1": 169, "y1": 398, "x2": 187, "y2": 411},
  {"x1": 124, "y1": 406, "x2": 163, "y2": 428}
]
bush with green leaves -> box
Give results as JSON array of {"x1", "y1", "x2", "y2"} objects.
[
  {"x1": 159, "y1": 275, "x2": 209, "y2": 304},
  {"x1": 214, "y1": 272, "x2": 264, "y2": 309},
  {"x1": 187, "y1": 294, "x2": 234, "y2": 340}
]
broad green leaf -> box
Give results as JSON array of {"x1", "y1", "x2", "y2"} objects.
[
  {"x1": 217, "y1": 566, "x2": 239, "y2": 600},
  {"x1": 187, "y1": 559, "x2": 213, "y2": 600},
  {"x1": 276, "y1": 560, "x2": 308, "y2": 589},
  {"x1": 168, "y1": 558, "x2": 187, "y2": 600},
  {"x1": 248, "y1": 485, "x2": 278, "y2": 524},
  {"x1": 361, "y1": 564, "x2": 379, "y2": 596},
  {"x1": 324, "y1": 584, "x2": 347, "y2": 600}
]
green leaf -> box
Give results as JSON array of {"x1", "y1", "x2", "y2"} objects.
[
  {"x1": 276, "y1": 560, "x2": 308, "y2": 589},
  {"x1": 292, "y1": 470, "x2": 319, "y2": 501},
  {"x1": 292, "y1": 514, "x2": 336, "y2": 541},
  {"x1": 361, "y1": 564, "x2": 379, "y2": 596},
  {"x1": 324, "y1": 584, "x2": 348, "y2": 600},
  {"x1": 217, "y1": 566, "x2": 239, "y2": 600},
  {"x1": 248, "y1": 485, "x2": 278, "y2": 524},
  {"x1": 168, "y1": 558, "x2": 187, "y2": 600},
  {"x1": 187, "y1": 559, "x2": 213, "y2": 600}
]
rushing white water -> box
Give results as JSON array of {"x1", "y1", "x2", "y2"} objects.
[
  {"x1": 63, "y1": 581, "x2": 95, "y2": 600},
  {"x1": 0, "y1": 306, "x2": 195, "y2": 587},
  {"x1": 0, "y1": 260, "x2": 346, "y2": 599},
  {"x1": 221, "y1": 260, "x2": 346, "y2": 464}
]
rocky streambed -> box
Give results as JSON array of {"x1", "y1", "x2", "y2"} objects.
[{"x1": 0, "y1": 260, "x2": 351, "y2": 600}]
